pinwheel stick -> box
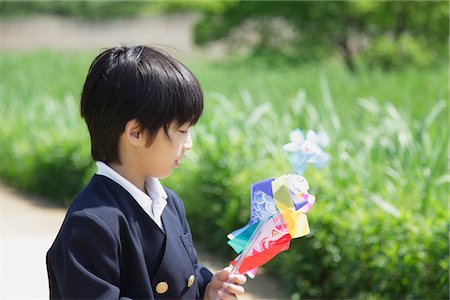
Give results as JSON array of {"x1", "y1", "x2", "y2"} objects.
[
  {"x1": 288, "y1": 155, "x2": 307, "y2": 175},
  {"x1": 230, "y1": 212, "x2": 274, "y2": 275}
]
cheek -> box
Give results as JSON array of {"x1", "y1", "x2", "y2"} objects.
[{"x1": 174, "y1": 138, "x2": 185, "y2": 150}]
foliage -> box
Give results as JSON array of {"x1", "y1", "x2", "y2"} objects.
[
  {"x1": 166, "y1": 88, "x2": 448, "y2": 299},
  {"x1": 150, "y1": 0, "x2": 237, "y2": 14},
  {"x1": 1, "y1": 1, "x2": 447, "y2": 70},
  {"x1": 0, "y1": 50, "x2": 96, "y2": 204},
  {"x1": 358, "y1": 34, "x2": 434, "y2": 70},
  {"x1": 0, "y1": 51, "x2": 448, "y2": 298},
  {"x1": 0, "y1": 0, "x2": 155, "y2": 21},
  {"x1": 0, "y1": 93, "x2": 94, "y2": 205},
  {"x1": 190, "y1": 1, "x2": 448, "y2": 71},
  {"x1": 0, "y1": 0, "x2": 450, "y2": 71}
]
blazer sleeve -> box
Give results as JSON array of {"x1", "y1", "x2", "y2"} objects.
[
  {"x1": 169, "y1": 190, "x2": 214, "y2": 299},
  {"x1": 47, "y1": 210, "x2": 129, "y2": 300}
]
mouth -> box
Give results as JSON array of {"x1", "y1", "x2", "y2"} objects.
[{"x1": 175, "y1": 155, "x2": 186, "y2": 167}]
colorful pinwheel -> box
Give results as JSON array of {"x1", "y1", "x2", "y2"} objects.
[{"x1": 227, "y1": 129, "x2": 328, "y2": 277}]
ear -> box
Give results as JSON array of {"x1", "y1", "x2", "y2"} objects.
[{"x1": 124, "y1": 119, "x2": 142, "y2": 145}]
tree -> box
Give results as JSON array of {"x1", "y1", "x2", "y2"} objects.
[{"x1": 192, "y1": 1, "x2": 448, "y2": 70}]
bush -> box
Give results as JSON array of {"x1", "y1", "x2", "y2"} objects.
[
  {"x1": 267, "y1": 196, "x2": 448, "y2": 299},
  {"x1": 0, "y1": 94, "x2": 94, "y2": 205},
  {"x1": 359, "y1": 34, "x2": 435, "y2": 71},
  {"x1": 0, "y1": 1, "x2": 154, "y2": 21}
]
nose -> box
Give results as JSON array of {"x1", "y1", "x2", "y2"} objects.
[{"x1": 183, "y1": 131, "x2": 193, "y2": 150}]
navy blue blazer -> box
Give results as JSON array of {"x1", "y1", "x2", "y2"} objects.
[{"x1": 47, "y1": 175, "x2": 213, "y2": 299}]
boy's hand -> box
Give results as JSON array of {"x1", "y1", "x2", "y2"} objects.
[{"x1": 204, "y1": 267, "x2": 247, "y2": 300}]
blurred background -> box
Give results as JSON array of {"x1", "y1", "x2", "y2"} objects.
[{"x1": 0, "y1": 1, "x2": 448, "y2": 299}]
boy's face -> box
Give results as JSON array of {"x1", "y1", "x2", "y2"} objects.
[{"x1": 138, "y1": 122, "x2": 193, "y2": 179}]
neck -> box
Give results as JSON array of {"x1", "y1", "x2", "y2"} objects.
[{"x1": 109, "y1": 162, "x2": 146, "y2": 193}]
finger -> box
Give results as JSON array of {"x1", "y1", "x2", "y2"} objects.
[
  {"x1": 210, "y1": 268, "x2": 232, "y2": 289},
  {"x1": 218, "y1": 289, "x2": 237, "y2": 300},
  {"x1": 228, "y1": 273, "x2": 247, "y2": 285},
  {"x1": 216, "y1": 267, "x2": 232, "y2": 282},
  {"x1": 208, "y1": 277, "x2": 223, "y2": 290},
  {"x1": 223, "y1": 282, "x2": 245, "y2": 296}
]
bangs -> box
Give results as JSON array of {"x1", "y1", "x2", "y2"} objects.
[{"x1": 134, "y1": 47, "x2": 203, "y2": 135}]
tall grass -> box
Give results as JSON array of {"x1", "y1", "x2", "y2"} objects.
[
  {"x1": 0, "y1": 93, "x2": 93, "y2": 203},
  {"x1": 0, "y1": 51, "x2": 448, "y2": 298},
  {"x1": 166, "y1": 87, "x2": 448, "y2": 299},
  {"x1": 190, "y1": 58, "x2": 448, "y2": 121}
]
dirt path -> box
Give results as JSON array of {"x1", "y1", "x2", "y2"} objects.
[{"x1": 0, "y1": 182, "x2": 282, "y2": 299}]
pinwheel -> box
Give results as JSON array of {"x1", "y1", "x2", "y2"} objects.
[
  {"x1": 283, "y1": 128, "x2": 330, "y2": 174},
  {"x1": 227, "y1": 129, "x2": 329, "y2": 277}
]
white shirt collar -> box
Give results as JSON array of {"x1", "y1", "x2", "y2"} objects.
[{"x1": 95, "y1": 161, "x2": 167, "y2": 226}]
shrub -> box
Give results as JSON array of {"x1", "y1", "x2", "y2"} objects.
[
  {"x1": 0, "y1": 94, "x2": 94, "y2": 205},
  {"x1": 0, "y1": 1, "x2": 154, "y2": 21},
  {"x1": 166, "y1": 90, "x2": 448, "y2": 299},
  {"x1": 359, "y1": 34, "x2": 434, "y2": 71}
]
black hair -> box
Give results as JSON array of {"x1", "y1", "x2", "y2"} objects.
[{"x1": 80, "y1": 45, "x2": 203, "y2": 164}]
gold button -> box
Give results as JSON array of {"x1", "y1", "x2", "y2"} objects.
[
  {"x1": 155, "y1": 281, "x2": 169, "y2": 294},
  {"x1": 187, "y1": 274, "x2": 195, "y2": 288}
]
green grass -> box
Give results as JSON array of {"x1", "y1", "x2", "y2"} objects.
[
  {"x1": 0, "y1": 50, "x2": 448, "y2": 299},
  {"x1": 190, "y1": 58, "x2": 448, "y2": 121}
]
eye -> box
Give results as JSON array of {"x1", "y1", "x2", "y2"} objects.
[{"x1": 179, "y1": 130, "x2": 188, "y2": 134}]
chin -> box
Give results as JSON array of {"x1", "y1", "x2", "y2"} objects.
[{"x1": 157, "y1": 170, "x2": 173, "y2": 180}]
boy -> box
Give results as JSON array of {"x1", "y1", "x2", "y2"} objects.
[{"x1": 46, "y1": 45, "x2": 246, "y2": 299}]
